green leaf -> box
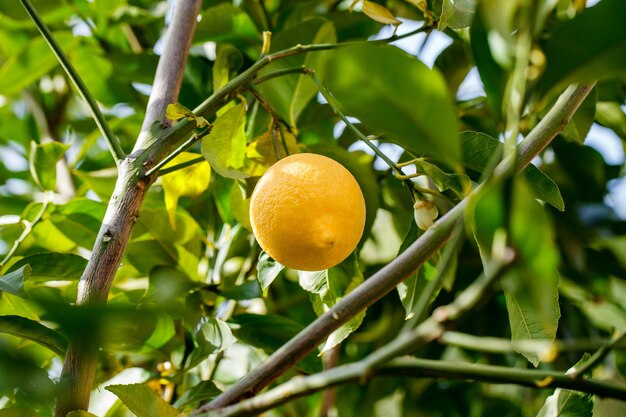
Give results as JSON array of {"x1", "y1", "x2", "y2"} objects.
[
  {"x1": 161, "y1": 152, "x2": 211, "y2": 227},
  {"x1": 230, "y1": 314, "x2": 322, "y2": 373},
  {"x1": 52, "y1": 198, "x2": 105, "y2": 248},
  {"x1": 7, "y1": 253, "x2": 87, "y2": 281},
  {"x1": 0, "y1": 32, "x2": 78, "y2": 96},
  {"x1": 144, "y1": 266, "x2": 201, "y2": 308},
  {"x1": 536, "y1": 383, "x2": 593, "y2": 416},
  {"x1": 435, "y1": 40, "x2": 473, "y2": 96},
  {"x1": 201, "y1": 102, "x2": 248, "y2": 179},
  {"x1": 173, "y1": 380, "x2": 221, "y2": 409},
  {"x1": 191, "y1": 317, "x2": 237, "y2": 362},
  {"x1": 0, "y1": 265, "x2": 30, "y2": 297},
  {"x1": 256, "y1": 18, "x2": 337, "y2": 127},
  {"x1": 229, "y1": 180, "x2": 251, "y2": 230},
  {"x1": 29, "y1": 141, "x2": 70, "y2": 191},
  {"x1": 509, "y1": 181, "x2": 561, "y2": 365},
  {"x1": 326, "y1": 43, "x2": 460, "y2": 166},
  {"x1": 0, "y1": 315, "x2": 67, "y2": 356},
  {"x1": 470, "y1": 8, "x2": 508, "y2": 117},
  {"x1": 257, "y1": 252, "x2": 284, "y2": 296},
  {"x1": 195, "y1": 3, "x2": 259, "y2": 47},
  {"x1": 362, "y1": 1, "x2": 402, "y2": 26},
  {"x1": 460, "y1": 131, "x2": 564, "y2": 211},
  {"x1": 298, "y1": 253, "x2": 366, "y2": 352},
  {"x1": 104, "y1": 311, "x2": 176, "y2": 353},
  {"x1": 595, "y1": 101, "x2": 626, "y2": 140},
  {"x1": 539, "y1": 0, "x2": 626, "y2": 99},
  {"x1": 106, "y1": 384, "x2": 180, "y2": 417},
  {"x1": 560, "y1": 279, "x2": 626, "y2": 332},
  {"x1": 439, "y1": 0, "x2": 477, "y2": 30}
]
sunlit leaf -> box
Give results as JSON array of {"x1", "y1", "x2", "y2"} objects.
[
  {"x1": 161, "y1": 152, "x2": 211, "y2": 227},
  {"x1": 257, "y1": 252, "x2": 284, "y2": 296},
  {"x1": 439, "y1": 0, "x2": 477, "y2": 30},
  {"x1": 299, "y1": 253, "x2": 366, "y2": 353},
  {"x1": 165, "y1": 103, "x2": 208, "y2": 128},
  {"x1": 243, "y1": 130, "x2": 299, "y2": 177},
  {"x1": 536, "y1": 355, "x2": 594, "y2": 417},
  {"x1": 201, "y1": 102, "x2": 248, "y2": 179},
  {"x1": 362, "y1": 1, "x2": 402, "y2": 26},
  {"x1": 0, "y1": 32, "x2": 77, "y2": 96},
  {"x1": 106, "y1": 383, "x2": 179, "y2": 417},
  {"x1": 29, "y1": 141, "x2": 70, "y2": 191}
]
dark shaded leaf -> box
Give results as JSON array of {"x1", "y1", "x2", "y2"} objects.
[
  {"x1": 231, "y1": 313, "x2": 322, "y2": 373},
  {"x1": 539, "y1": 0, "x2": 626, "y2": 98},
  {"x1": 0, "y1": 315, "x2": 67, "y2": 356}
]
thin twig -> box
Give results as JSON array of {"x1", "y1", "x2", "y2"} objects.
[
  {"x1": 253, "y1": 66, "x2": 309, "y2": 85},
  {"x1": 572, "y1": 330, "x2": 626, "y2": 378},
  {"x1": 19, "y1": 0, "x2": 125, "y2": 163},
  {"x1": 158, "y1": 156, "x2": 206, "y2": 177},
  {"x1": 310, "y1": 73, "x2": 400, "y2": 174},
  {"x1": 145, "y1": 126, "x2": 211, "y2": 177},
  {"x1": 439, "y1": 331, "x2": 626, "y2": 356}
]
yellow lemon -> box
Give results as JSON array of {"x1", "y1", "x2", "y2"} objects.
[{"x1": 250, "y1": 153, "x2": 366, "y2": 271}]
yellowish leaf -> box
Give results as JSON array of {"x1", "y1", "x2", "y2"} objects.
[
  {"x1": 244, "y1": 130, "x2": 300, "y2": 176},
  {"x1": 362, "y1": 1, "x2": 402, "y2": 26},
  {"x1": 161, "y1": 152, "x2": 211, "y2": 227}
]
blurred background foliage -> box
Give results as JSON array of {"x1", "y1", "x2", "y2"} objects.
[{"x1": 0, "y1": 0, "x2": 626, "y2": 416}]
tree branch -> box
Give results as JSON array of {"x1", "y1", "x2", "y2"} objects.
[
  {"x1": 198, "y1": 83, "x2": 595, "y2": 412},
  {"x1": 136, "y1": 0, "x2": 202, "y2": 148},
  {"x1": 194, "y1": 357, "x2": 626, "y2": 417},
  {"x1": 19, "y1": 0, "x2": 126, "y2": 163},
  {"x1": 54, "y1": 1, "x2": 202, "y2": 415}
]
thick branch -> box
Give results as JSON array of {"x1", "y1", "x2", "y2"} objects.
[
  {"x1": 199, "y1": 83, "x2": 595, "y2": 412},
  {"x1": 54, "y1": 1, "x2": 202, "y2": 415},
  {"x1": 136, "y1": 0, "x2": 202, "y2": 148}
]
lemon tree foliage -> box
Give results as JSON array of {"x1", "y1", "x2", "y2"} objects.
[{"x1": 0, "y1": 1, "x2": 626, "y2": 417}]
